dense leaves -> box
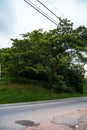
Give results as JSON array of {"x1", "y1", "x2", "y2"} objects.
[{"x1": 0, "y1": 19, "x2": 87, "y2": 93}]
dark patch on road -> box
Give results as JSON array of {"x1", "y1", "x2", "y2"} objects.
[{"x1": 15, "y1": 120, "x2": 39, "y2": 127}]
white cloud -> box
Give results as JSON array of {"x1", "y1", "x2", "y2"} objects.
[
  {"x1": 14, "y1": 0, "x2": 56, "y2": 33},
  {"x1": 0, "y1": 0, "x2": 87, "y2": 48},
  {"x1": 0, "y1": 33, "x2": 11, "y2": 48}
]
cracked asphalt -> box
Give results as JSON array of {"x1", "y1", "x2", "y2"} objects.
[
  {"x1": 0, "y1": 97, "x2": 87, "y2": 130},
  {"x1": 26, "y1": 110, "x2": 87, "y2": 130}
]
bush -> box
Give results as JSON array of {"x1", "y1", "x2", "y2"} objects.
[
  {"x1": 49, "y1": 65, "x2": 85, "y2": 93},
  {"x1": 64, "y1": 67, "x2": 84, "y2": 93}
]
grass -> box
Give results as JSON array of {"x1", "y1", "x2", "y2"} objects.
[{"x1": 0, "y1": 78, "x2": 87, "y2": 104}]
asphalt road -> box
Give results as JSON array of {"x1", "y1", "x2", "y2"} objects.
[{"x1": 0, "y1": 97, "x2": 87, "y2": 130}]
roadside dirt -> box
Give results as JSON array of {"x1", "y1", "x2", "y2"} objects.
[{"x1": 26, "y1": 109, "x2": 87, "y2": 130}]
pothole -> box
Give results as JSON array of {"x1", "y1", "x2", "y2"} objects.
[{"x1": 15, "y1": 120, "x2": 39, "y2": 127}]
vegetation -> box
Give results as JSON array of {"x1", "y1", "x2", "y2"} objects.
[
  {"x1": 0, "y1": 18, "x2": 87, "y2": 95},
  {"x1": 0, "y1": 79, "x2": 86, "y2": 104}
]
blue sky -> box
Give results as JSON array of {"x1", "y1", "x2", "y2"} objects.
[
  {"x1": 0, "y1": 0, "x2": 16, "y2": 35},
  {"x1": 0, "y1": 0, "x2": 87, "y2": 48}
]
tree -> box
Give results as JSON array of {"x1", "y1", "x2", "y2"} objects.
[
  {"x1": 1, "y1": 19, "x2": 87, "y2": 93},
  {"x1": 44, "y1": 19, "x2": 87, "y2": 92}
]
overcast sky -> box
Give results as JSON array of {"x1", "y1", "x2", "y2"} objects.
[{"x1": 0, "y1": 0, "x2": 87, "y2": 48}]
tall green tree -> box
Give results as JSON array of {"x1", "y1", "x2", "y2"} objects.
[{"x1": 1, "y1": 19, "x2": 87, "y2": 93}]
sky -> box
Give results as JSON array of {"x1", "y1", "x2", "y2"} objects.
[{"x1": 0, "y1": 0, "x2": 87, "y2": 48}]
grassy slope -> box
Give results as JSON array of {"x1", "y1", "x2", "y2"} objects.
[{"x1": 0, "y1": 79, "x2": 86, "y2": 104}]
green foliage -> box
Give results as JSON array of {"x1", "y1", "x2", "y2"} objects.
[
  {"x1": 64, "y1": 66, "x2": 84, "y2": 93},
  {"x1": 0, "y1": 80, "x2": 85, "y2": 104},
  {"x1": 0, "y1": 18, "x2": 87, "y2": 93}
]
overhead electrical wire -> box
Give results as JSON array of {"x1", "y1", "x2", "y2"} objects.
[
  {"x1": 47, "y1": 0, "x2": 66, "y2": 18},
  {"x1": 24, "y1": 0, "x2": 58, "y2": 26},
  {"x1": 36, "y1": 0, "x2": 60, "y2": 19}
]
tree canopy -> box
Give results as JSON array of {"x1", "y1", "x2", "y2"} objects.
[{"x1": 0, "y1": 18, "x2": 87, "y2": 93}]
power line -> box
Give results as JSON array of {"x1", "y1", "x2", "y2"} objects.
[
  {"x1": 37, "y1": 0, "x2": 60, "y2": 19},
  {"x1": 24, "y1": 0, "x2": 58, "y2": 25},
  {"x1": 47, "y1": 0, "x2": 66, "y2": 18},
  {"x1": 24, "y1": 0, "x2": 58, "y2": 26}
]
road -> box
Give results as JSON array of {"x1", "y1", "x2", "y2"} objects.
[{"x1": 0, "y1": 97, "x2": 87, "y2": 130}]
